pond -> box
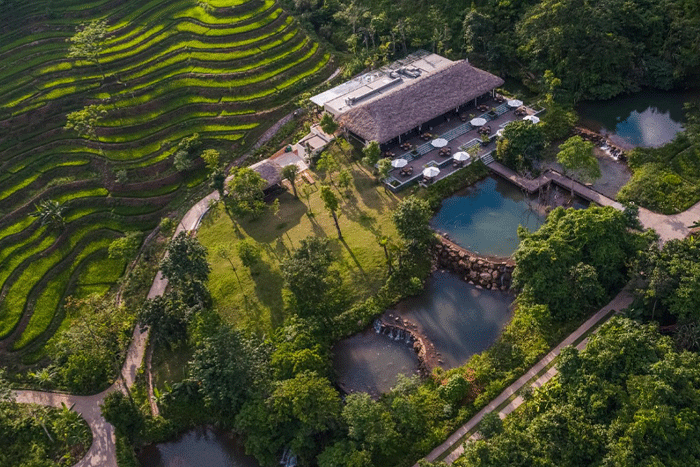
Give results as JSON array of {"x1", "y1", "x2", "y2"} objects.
[
  {"x1": 137, "y1": 426, "x2": 260, "y2": 467},
  {"x1": 333, "y1": 271, "x2": 513, "y2": 396},
  {"x1": 431, "y1": 175, "x2": 546, "y2": 257},
  {"x1": 577, "y1": 89, "x2": 700, "y2": 148},
  {"x1": 393, "y1": 271, "x2": 513, "y2": 370},
  {"x1": 333, "y1": 328, "x2": 421, "y2": 398}
]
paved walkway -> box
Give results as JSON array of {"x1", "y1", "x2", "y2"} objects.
[
  {"x1": 418, "y1": 289, "x2": 633, "y2": 465},
  {"x1": 10, "y1": 190, "x2": 221, "y2": 467}
]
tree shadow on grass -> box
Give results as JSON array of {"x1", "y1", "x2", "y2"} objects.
[
  {"x1": 247, "y1": 260, "x2": 285, "y2": 329},
  {"x1": 340, "y1": 199, "x2": 381, "y2": 238},
  {"x1": 233, "y1": 192, "x2": 307, "y2": 244},
  {"x1": 351, "y1": 166, "x2": 399, "y2": 213},
  {"x1": 328, "y1": 237, "x2": 367, "y2": 280}
]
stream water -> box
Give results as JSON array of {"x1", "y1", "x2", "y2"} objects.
[
  {"x1": 137, "y1": 426, "x2": 259, "y2": 467},
  {"x1": 393, "y1": 271, "x2": 513, "y2": 370},
  {"x1": 577, "y1": 89, "x2": 699, "y2": 148},
  {"x1": 333, "y1": 271, "x2": 513, "y2": 395}
]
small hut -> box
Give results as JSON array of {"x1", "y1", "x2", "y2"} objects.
[{"x1": 250, "y1": 159, "x2": 283, "y2": 198}]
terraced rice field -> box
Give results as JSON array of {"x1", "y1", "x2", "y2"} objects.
[{"x1": 0, "y1": 0, "x2": 333, "y2": 362}]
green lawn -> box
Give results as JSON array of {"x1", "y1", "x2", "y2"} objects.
[{"x1": 198, "y1": 156, "x2": 400, "y2": 335}]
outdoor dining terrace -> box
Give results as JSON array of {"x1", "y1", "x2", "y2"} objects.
[{"x1": 381, "y1": 96, "x2": 540, "y2": 192}]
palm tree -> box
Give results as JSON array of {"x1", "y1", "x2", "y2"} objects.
[
  {"x1": 282, "y1": 164, "x2": 299, "y2": 197},
  {"x1": 377, "y1": 235, "x2": 394, "y2": 274},
  {"x1": 31, "y1": 199, "x2": 67, "y2": 230},
  {"x1": 320, "y1": 185, "x2": 342, "y2": 239}
]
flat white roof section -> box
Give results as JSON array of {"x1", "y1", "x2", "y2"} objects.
[{"x1": 311, "y1": 51, "x2": 453, "y2": 115}]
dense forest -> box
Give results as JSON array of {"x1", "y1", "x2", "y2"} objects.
[{"x1": 286, "y1": 0, "x2": 700, "y2": 101}]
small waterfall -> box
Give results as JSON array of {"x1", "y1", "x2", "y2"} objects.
[{"x1": 373, "y1": 319, "x2": 383, "y2": 333}]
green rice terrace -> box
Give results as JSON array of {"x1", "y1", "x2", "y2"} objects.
[{"x1": 0, "y1": 0, "x2": 333, "y2": 362}]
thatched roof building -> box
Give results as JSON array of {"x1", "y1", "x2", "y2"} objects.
[
  {"x1": 312, "y1": 52, "x2": 504, "y2": 145},
  {"x1": 250, "y1": 160, "x2": 282, "y2": 190},
  {"x1": 340, "y1": 61, "x2": 503, "y2": 144}
]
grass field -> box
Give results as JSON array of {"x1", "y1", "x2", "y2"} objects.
[
  {"x1": 0, "y1": 0, "x2": 333, "y2": 363},
  {"x1": 198, "y1": 149, "x2": 400, "y2": 336}
]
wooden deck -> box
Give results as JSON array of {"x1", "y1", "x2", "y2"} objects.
[{"x1": 487, "y1": 161, "x2": 624, "y2": 210}]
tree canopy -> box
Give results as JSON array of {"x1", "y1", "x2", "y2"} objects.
[
  {"x1": 513, "y1": 206, "x2": 649, "y2": 321},
  {"x1": 392, "y1": 196, "x2": 434, "y2": 250},
  {"x1": 226, "y1": 167, "x2": 267, "y2": 219},
  {"x1": 458, "y1": 317, "x2": 700, "y2": 467},
  {"x1": 281, "y1": 236, "x2": 336, "y2": 316},
  {"x1": 495, "y1": 120, "x2": 546, "y2": 174}
]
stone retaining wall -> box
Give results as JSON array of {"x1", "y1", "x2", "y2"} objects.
[
  {"x1": 433, "y1": 239, "x2": 514, "y2": 291},
  {"x1": 373, "y1": 318, "x2": 434, "y2": 376},
  {"x1": 572, "y1": 126, "x2": 627, "y2": 159}
]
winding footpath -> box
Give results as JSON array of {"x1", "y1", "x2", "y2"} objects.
[{"x1": 12, "y1": 153, "x2": 700, "y2": 467}]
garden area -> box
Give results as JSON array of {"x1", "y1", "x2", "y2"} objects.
[
  {"x1": 0, "y1": 0, "x2": 333, "y2": 365},
  {"x1": 198, "y1": 144, "x2": 401, "y2": 335}
]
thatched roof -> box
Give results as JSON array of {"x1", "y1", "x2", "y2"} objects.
[
  {"x1": 251, "y1": 160, "x2": 282, "y2": 189},
  {"x1": 339, "y1": 61, "x2": 504, "y2": 144}
]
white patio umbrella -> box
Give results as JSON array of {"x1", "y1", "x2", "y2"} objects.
[
  {"x1": 391, "y1": 158, "x2": 408, "y2": 168},
  {"x1": 507, "y1": 99, "x2": 523, "y2": 108},
  {"x1": 453, "y1": 151, "x2": 471, "y2": 162},
  {"x1": 470, "y1": 117, "x2": 487, "y2": 127},
  {"x1": 523, "y1": 115, "x2": 540, "y2": 124},
  {"x1": 422, "y1": 166, "x2": 440, "y2": 178},
  {"x1": 431, "y1": 138, "x2": 448, "y2": 148}
]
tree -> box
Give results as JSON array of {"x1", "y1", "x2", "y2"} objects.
[
  {"x1": 173, "y1": 149, "x2": 193, "y2": 172},
  {"x1": 160, "y1": 231, "x2": 210, "y2": 290},
  {"x1": 65, "y1": 104, "x2": 107, "y2": 154},
  {"x1": 337, "y1": 169, "x2": 353, "y2": 195},
  {"x1": 226, "y1": 167, "x2": 267, "y2": 219},
  {"x1": 108, "y1": 231, "x2": 141, "y2": 259},
  {"x1": 319, "y1": 112, "x2": 338, "y2": 136},
  {"x1": 392, "y1": 196, "x2": 434, "y2": 249},
  {"x1": 461, "y1": 318, "x2": 700, "y2": 467},
  {"x1": 100, "y1": 392, "x2": 144, "y2": 443},
  {"x1": 173, "y1": 134, "x2": 201, "y2": 172},
  {"x1": 138, "y1": 294, "x2": 190, "y2": 348},
  {"x1": 268, "y1": 371, "x2": 341, "y2": 456},
  {"x1": 362, "y1": 140, "x2": 381, "y2": 166},
  {"x1": 209, "y1": 168, "x2": 226, "y2": 197},
  {"x1": 30, "y1": 199, "x2": 67, "y2": 230},
  {"x1": 342, "y1": 393, "x2": 398, "y2": 460},
  {"x1": 200, "y1": 148, "x2": 220, "y2": 171},
  {"x1": 282, "y1": 164, "x2": 299, "y2": 197},
  {"x1": 495, "y1": 120, "x2": 546, "y2": 173},
  {"x1": 556, "y1": 136, "x2": 600, "y2": 196},
  {"x1": 281, "y1": 236, "x2": 335, "y2": 315},
  {"x1": 189, "y1": 328, "x2": 265, "y2": 418},
  {"x1": 320, "y1": 185, "x2": 342, "y2": 239},
  {"x1": 478, "y1": 411, "x2": 503, "y2": 439},
  {"x1": 67, "y1": 20, "x2": 108, "y2": 80},
  {"x1": 237, "y1": 239, "x2": 262, "y2": 270},
  {"x1": 115, "y1": 169, "x2": 128, "y2": 184},
  {"x1": 317, "y1": 152, "x2": 340, "y2": 183},
  {"x1": 512, "y1": 206, "x2": 646, "y2": 321},
  {"x1": 377, "y1": 158, "x2": 392, "y2": 183},
  {"x1": 377, "y1": 235, "x2": 394, "y2": 274}
]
